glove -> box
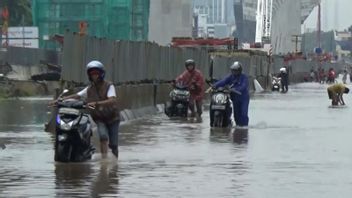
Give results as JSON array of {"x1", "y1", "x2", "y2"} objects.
[{"x1": 205, "y1": 87, "x2": 213, "y2": 93}]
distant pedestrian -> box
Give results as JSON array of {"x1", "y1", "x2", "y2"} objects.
[{"x1": 278, "y1": 67, "x2": 288, "y2": 93}]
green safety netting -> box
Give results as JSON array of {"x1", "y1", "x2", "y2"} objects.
[{"x1": 32, "y1": 0, "x2": 149, "y2": 48}]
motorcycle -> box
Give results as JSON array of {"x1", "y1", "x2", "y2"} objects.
[
  {"x1": 208, "y1": 86, "x2": 233, "y2": 128},
  {"x1": 271, "y1": 76, "x2": 281, "y2": 91},
  {"x1": 53, "y1": 90, "x2": 95, "y2": 162},
  {"x1": 165, "y1": 82, "x2": 190, "y2": 117}
]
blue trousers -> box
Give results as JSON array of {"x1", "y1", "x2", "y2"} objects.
[
  {"x1": 231, "y1": 97, "x2": 249, "y2": 126},
  {"x1": 96, "y1": 120, "x2": 120, "y2": 150}
]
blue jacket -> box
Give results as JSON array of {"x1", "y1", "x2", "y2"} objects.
[{"x1": 214, "y1": 74, "x2": 249, "y2": 100}]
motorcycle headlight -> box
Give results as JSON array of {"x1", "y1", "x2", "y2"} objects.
[
  {"x1": 56, "y1": 115, "x2": 61, "y2": 125},
  {"x1": 213, "y1": 93, "x2": 227, "y2": 104},
  {"x1": 60, "y1": 120, "x2": 74, "y2": 131}
]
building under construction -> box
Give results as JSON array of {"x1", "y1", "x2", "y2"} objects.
[{"x1": 32, "y1": 0, "x2": 150, "y2": 48}]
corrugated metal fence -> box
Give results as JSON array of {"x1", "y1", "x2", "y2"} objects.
[{"x1": 62, "y1": 32, "x2": 211, "y2": 83}]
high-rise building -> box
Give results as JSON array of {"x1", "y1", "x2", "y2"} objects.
[
  {"x1": 193, "y1": 0, "x2": 235, "y2": 38},
  {"x1": 234, "y1": 0, "x2": 320, "y2": 54},
  {"x1": 148, "y1": 0, "x2": 193, "y2": 45}
]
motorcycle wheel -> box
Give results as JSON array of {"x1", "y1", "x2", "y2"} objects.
[
  {"x1": 55, "y1": 143, "x2": 72, "y2": 162},
  {"x1": 213, "y1": 114, "x2": 223, "y2": 127}
]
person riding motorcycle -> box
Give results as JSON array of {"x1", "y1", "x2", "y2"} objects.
[
  {"x1": 175, "y1": 59, "x2": 205, "y2": 118},
  {"x1": 50, "y1": 60, "x2": 120, "y2": 158},
  {"x1": 278, "y1": 67, "x2": 288, "y2": 93},
  {"x1": 327, "y1": 83, "x2": 349, "y2": 106},
  {"x1": 212, "y1": 61, "x2": 250, "y2": 127}
]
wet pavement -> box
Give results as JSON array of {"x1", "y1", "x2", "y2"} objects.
[{"x1": 1, "y1": 83, "x2": 352, "y2": 198}]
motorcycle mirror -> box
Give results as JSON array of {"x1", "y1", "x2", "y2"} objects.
[{"x1": 58, "y1": 89, "x2": 69, "y2": 99}]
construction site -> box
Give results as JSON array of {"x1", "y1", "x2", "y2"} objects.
[{"x1": 0, "y1": 0, "x2": 348, "y2": 97}]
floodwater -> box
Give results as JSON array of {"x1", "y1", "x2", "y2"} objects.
[{"x1": 1, "y1": 82, "x2": 352, "y2": 198}]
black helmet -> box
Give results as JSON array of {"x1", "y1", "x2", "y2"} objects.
[{"x1": 185, "y1": 59, "x2": 196, "y2": 67}]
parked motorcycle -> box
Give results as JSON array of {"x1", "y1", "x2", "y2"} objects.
[
  {"x1": 165, "y1": 82, "x2": 190, "y2": 117},
  {"x1": 209, "y1": 86, "x2": 233, "y2": 128},
  {"x1": 271, "y1": 76, "x2": 281, "y2": 91},
  {"x1": 53, "y1": 90, "x2": 95, "y2": 162}
]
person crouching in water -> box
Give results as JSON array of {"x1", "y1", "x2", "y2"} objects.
[{"x1": 327, "y1": 83, "x2": 350, "y2": 106}]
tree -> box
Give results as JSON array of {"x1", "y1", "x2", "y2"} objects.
[{"x1": 0, "y1": 0, "x2": 32, "y2": 26}]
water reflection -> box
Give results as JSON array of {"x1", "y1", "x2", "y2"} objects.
[
  {"x1": 54, "y1": 161, "x2": 119, "y2": 197},
  {"x1": 232, "y1": 128, "x2": 248, "y2": 144},
  {"x1": 0, "y1": 99, "x2": 49, "y2": 126},
  {"x1": 55, "y1": 163, "x2": 94, "y2": 194},
  {"x1": 210, "y1": 127, "x2": 248, "y2": 144},
  {"x1": 90, "y1": 162, "x2": 119, "y2": 197}
]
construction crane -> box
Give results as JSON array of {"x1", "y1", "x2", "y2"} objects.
[{"x1": 255, "y1": 0, "x2": 273, "y2": 44}]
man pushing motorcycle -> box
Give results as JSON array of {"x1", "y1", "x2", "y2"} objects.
[
  {"x1": 174, "y1": 59, "x2": 205, "y2": 118},
  {"x1": 211, "y1": 61, "x2": 250, "y2": 127},
  {"x1": 50, "y1": 60, "x2": 120, "y2": 159}
]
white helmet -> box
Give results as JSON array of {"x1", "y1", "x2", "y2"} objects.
[
  {"x1": 280, "y1": 67, "x2": 287, "y2": 73},
  {"x1": 87, "y1": 60, "x2": 104, "y2": 71},
  {"x1": 230, "y1": 61, "x2": 242, "y2": 72},
  {"x1": 86, "y1": 60, "x2": 105, "y2": 80}
]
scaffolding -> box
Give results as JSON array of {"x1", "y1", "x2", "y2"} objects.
[{"x1": 32, "y1": 0, "x2": 150, "y2": 48}]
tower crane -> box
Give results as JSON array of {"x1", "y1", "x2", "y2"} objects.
[{"x1": 255, "y1": 0, "x2": 273, "y2": 44}]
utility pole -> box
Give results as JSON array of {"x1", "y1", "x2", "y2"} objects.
[
  {"x1": 1, "y1": 6, "x2": 9, "y2": 47},
  {"x1": 317, "y1": 3, "x2": 321, "y2": 48},
  {"x1": 291, "y1": 35, "x2": 302, "y2": 53}
]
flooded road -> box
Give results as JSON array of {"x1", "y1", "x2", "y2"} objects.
[{"x1": 1, "y1": 83, "x2": 352, "y2": 197}]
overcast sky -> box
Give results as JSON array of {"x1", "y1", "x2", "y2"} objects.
[{"x1": 304, "y1": 0, "x2": 352, "y2": 31}]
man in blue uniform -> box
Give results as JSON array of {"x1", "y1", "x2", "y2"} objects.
[{"x1": 213, "y1": 61, "x2": 250, "y2": 127}]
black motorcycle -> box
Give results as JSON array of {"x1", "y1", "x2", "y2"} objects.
[
  {"x1": 209, "y1": 86, "x2": 232, "y2": 128},
  {"x1": 165, "y1": 82, "x2": 190, "y2": 117},
  {"x1": 54, "y1": 90, "x2": 95, "y2": 162}
]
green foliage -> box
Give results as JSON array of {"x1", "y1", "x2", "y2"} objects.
[{"x1": 0, "y1": 0, "x2": 32, "y2": 26}]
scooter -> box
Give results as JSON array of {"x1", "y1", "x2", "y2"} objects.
[
  {"x1": 208, "y1": 86, "x2": 233, "y2": 128},
  {"x1": 271, "y1": 76, "x2": 281, "y2": 91},
  {"x1": 53, "y1": 90, "x2": 95, "y2": 162},
  {"x1": 165, "y1": 82, "x2": 190, "y2": 117}
]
